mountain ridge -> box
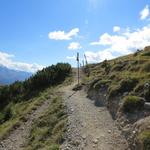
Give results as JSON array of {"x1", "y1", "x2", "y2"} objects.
[{"x1": 0, "y1": 65, "x2": 32, "y2": 85}]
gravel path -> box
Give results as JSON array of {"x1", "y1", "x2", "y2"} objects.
[
  {"x1": 61, "y1": 83, "x2": 130, "y2": 150},
  {"x1": 0, "y1": 99, "x2": 51, "y2": 150},
  {"x1": 0, "y1": 79, "x2": 130, "y2": 150}
]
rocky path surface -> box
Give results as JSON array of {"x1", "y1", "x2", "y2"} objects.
[
  {"x1": 61, "y1": 83, "x2": 130, "y2": 150},
  {"x1": 0, "y1": 99, "x2": 51, "y2": 150}
]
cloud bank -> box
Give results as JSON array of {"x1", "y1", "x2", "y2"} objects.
[
  {"x1": 88, "y1": 24, "x2": 150, "y2": 63},
  {"x1": 0, "y1": 51, "x2": 44, "y2": 73}
]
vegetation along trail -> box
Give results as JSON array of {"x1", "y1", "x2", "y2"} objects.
[
  {"x1": 0, "y1": 99, "x2": 51, "y2": 150},
  {"x1": 61, "y1": 78, "x2": 130, "y2": 150}
]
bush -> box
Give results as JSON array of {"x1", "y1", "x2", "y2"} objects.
[
  {"x1": 48, "y1": 145, "x2": 59, "y2": 150},
  {"x1": 0, "y1": 63, "x2": 71, "y2": 111},
  {"x1": 123, "y1": 96, "x2": 144, "y2": 113},
  {"x1": 141, "y1": 62, "x2": 150, "y2": 72},
  {"x1": 108, "y1": 84, "x2": 120, "y2": 98},
  {"x1": 101, "y1": 60, "x2": 108, "y2": 68},
  {"x1": 101, "y1": 60, "x2": 111, "y2": 74},
  {"x1": 108, "y1": 78, "x2": 138, "y2": 98},
  {"x1": 119, "y1": 78, "x2": 138, "y2": 92},
  {"x1": 93, "y1": 79, "x2": 111, "y2": 90},
  {"x1": 138, "y1": 130, "x2": 150, "y2": 150},
  {"x1": 134, "y1": 82, "x2": 150, "y2": 102},
  {"x1": 142, "y1": 46, "x2": 150, "y2": 56},
  {"x1": 112, "y1": 62, "x2": 127, "y2": 71},
  {"x1": 0, "y1": 112, "x2": 4, "y2": 123},
  {"x1": 144, "y1": 89, "x2": 150, "y2": 102}
]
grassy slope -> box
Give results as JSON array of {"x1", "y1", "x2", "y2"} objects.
[
  {"x1": 24, "y1": 96, "x2": 67, "y2": 150},
  {"x1": 23, "y1": 76, "x2": 73, "y2": 150},
  {"x1": 0, "y1": 75, "x2": 73, "y2": 150},
  {"x1": 0, "y1": 87, "x2": 54, "y2": 140},
  {"x1": 83, "y1": 46, "x2": 150, "y2": 149},
  {"x1": 84, "y1": 46, "x2": 150, "y2": 103}
]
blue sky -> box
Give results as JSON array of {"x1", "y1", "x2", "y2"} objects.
[{"x1": 0, "y1": 0, "x2": 150, "y2": 72}]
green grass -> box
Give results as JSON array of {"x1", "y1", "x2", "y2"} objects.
[
  {"x1": 24, "y1": 96, "x2": 67, "y2": 150},
  {"x1": 0, "y1": 87, "x2": 54, "y2": 140},
  {"x1": 138, "y1": 130, "x2": 150, "y2": 150},
  {"x1": 84, "y1": 47, "x2": 150, "y2": 99},
  {"x1": 0, "y1": 71, "x2": 72, "y2": 143},
  {"x1": 122, "y1": 95, "x2": 144, "y2": 113},
  {"x1": 93, "y1": 79, "x2": 111, "y2": 90}
]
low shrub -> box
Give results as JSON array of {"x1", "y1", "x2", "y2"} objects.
[
  {"x1": 48, "y1": 145, "x2": 59, "y2": 150},
  {"x1": 144, "y1": 89, "x2": 150, "y2": 102},
  {"x1": 112, "y1": 63, "x2": 127, "y2": 71},
  {"x1": 142, "y1": 46, "x2": 150, "y2": 56},
  {"x1": 108, "y1": 85, "x2": 120, "y2": 98},
  {"x1": 25, "y1": 97, "x2": 67, "y2": 150},
  {"x1": 119, "y1": 78, "x2": 138, "y2": 92},
  {"x1": 108, "y1": 78, "x2": 138, "y2": 98},
  {"x1": 93, "y1": 79, "x2": 111, "y2": 90},
  {"x1": 141, "y1": 62, "x2": 150, "y2": 72},
  {"x1": 123, "y1": 96, "x2": 144, "y2": 113},
  {"x1": 88, "y1": 78, "x2": 102, "y2": 90},
  {"x1": 101, "y1": 60, "x2": 108, "y2": 68},
  {"x1": 138, "y1": 130, "x2": 150, "y2": 150},
  {"x1": 134, "y1": 82, "x2": 150, "y2": 101},
  {"x1": 129, "y1": 65, "x2": 141, "y2": 72}
]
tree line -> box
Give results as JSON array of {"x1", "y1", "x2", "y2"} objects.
[{"x1": 0, "y1": 63, "x2": 71, "y2": 111}]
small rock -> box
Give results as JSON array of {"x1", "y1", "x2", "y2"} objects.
[
  {"x1": 82, "y1": 135, "x2": 86, "y2": 140},
  {"x1": 108, "y1": 130, "x2": 111, "y2": 133},
  {"x1": 133, "y1": 130, "x2": 136, "y2": 134},
  {"x1": 93, "y1": 144, "x2": 96, "y2": 148},
  {"x1": 93, "y1": 139, "x2": 98, "y2": 144},
  {"x1": 66, "y1": 146, "x2": 70, "y2": 150}
]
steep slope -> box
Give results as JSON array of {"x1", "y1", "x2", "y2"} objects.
[
  {"x1": 0, "y1": 66, "x2": 32, "y2": 85},
  {"x1": 83, "y1": 46, "x2": 150, "y2": 149}
]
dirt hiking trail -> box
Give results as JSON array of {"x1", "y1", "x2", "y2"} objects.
[
  {"x1": 0, "y1": 72, "x2": 130, "y2": 150},
  {"x1": 61, "y1": 81, "x2": 130, "y2": 150}
]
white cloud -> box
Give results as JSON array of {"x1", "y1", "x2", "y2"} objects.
[
  {"x1": 85, "y1": 50, "x2": 114, "y2": 63},
  {"x1": 68, "y1": 42, "x2": 82, "y2": 50},
  {"x1": 88, "y1": 24, "x2": 150, "y2": 63},
  {"x1": 66, "y1": 55, "x2": 76, "y2": 60},
  {"x1": 0, "y1": 51, "x2": 44, "y2": 73},
  {"x1": 140, "y1": 5, "x2": 150, "y2": 20},
  {"x1": 48, "y1": 28, "x2": 79, "y2": 40},
  {"x1": 113, "y1": 26, "x2": 121, "y2": 32},
  {"x1": 91, "y1": 24, "x2": 150, "y2": 53}
]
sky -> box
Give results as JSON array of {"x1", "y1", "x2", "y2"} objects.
[{"x1": 0, "y1": 0, "x2": 150, "y2": 72}]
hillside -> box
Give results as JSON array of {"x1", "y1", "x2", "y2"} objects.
[
  {"x1": 82, "y1": 46, "x2": 150, "y2": 150},
  {"x1": 0, "y1": 48, "x2": 149, "y2": 150},
  {"x1": 0, "y1": 63, "x2": 72, "y2": 150},
  {"x1": 0, "y1": 66, "x2": 32, "y2": 85}
]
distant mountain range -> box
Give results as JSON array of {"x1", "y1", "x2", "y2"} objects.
[{"x1": 0, "y1": 66, "x2": 32, "y2": 85}]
